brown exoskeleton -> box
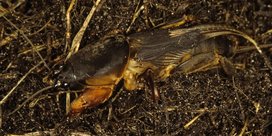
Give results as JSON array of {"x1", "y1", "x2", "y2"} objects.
[{"x1": 57, "y1": 25, "x2": 271, "y2": 115}]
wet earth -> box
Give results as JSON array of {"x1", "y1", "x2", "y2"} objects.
[{"x1": 0, "y1": 0, "x2": 272, "y2": 135}]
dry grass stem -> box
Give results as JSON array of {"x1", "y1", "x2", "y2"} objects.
[
  {"x1": 65, "y1": 0, "x2": 103, "y2": 61},
  {"x1": 0, "y1": 61, "x2": 43, "y2": 106},
  {"x1": 3, "y1": 16, "x2": 50, "y2": 70}
]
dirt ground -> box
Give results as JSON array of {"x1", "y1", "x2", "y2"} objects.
[{"x1": 0, "y1": 0, "x2": 272, "y2": 135}]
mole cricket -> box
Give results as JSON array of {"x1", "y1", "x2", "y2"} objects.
[{"x1": 55, "y1": 24, "x2": 272, "y2": 115}]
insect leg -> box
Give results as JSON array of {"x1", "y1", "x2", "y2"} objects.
[
  {"x1": 123, "y1": 59, "x2": 156, "y2": 91},
  {"x1": 174, "y1": 52, "x2": 221, "y2": 74},
  {"x1": 69, "y1": 86, "x2": 114, "y2": 115},
  {"x1": 219, "y1": 57, "x2": 236, "y2": 76},
  {"x1": 160, "y1": 15, "x2": 194, "y2": 29},
  {"x1": 123, "y1": 71, "x2": 138, "y2": 91},
  {"x1": 143, "y1": 69, "x2": 160, "y2": 103}
]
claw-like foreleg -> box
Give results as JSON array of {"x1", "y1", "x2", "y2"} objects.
[{"x1": 70, "y1": 86, "x2": 114, "y2": 115}]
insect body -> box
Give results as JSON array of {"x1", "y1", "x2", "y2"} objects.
[
  {"x1": 58, "y1": 25, "x2": 269, "y2": 115},
  {"x1": 59, "y1": 36, "x2": 130, "y2": 114}
]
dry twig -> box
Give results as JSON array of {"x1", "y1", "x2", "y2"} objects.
[
  {"x1": 126, "y1": 2, "x2": 144, "y2": 33},
  {"x1": 0, "y1": 0, "x2": 26, "y2": 17},
  {"x1": 0, "y1": 29, "x2": 19, "y2": 47},
  {"x1": 0, "y1": 61, "x2": 43, "y2": 106},
  {"x1": 8, "y1": 85, "x2": 53, "y2": 116},
  {"x1": 64, "y1": 0, "x2": 76, "y2": 54},
  {"x1": 183, "y1": 112, "x2": 205, "y2": 129},
  {"x1": 65, "y1": 0, "x2": 104, "y2": 61},
  {"x1": 3, "y1": 16, "x2": 50, "y2": 70}
]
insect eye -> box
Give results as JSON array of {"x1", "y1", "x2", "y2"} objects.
[
  {"x1": 53, "y1": 63, "x2": 65, "y2": 75},
  {"x1": 54, "y1": 79, "x2": 69, "y2": 89}
]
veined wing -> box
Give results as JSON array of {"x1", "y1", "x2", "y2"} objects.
[
  {"x1": 127, "y1": 25, "x2": 256, "y2": 68},
  {"x1": 128, "y1": 28, "x2": 205, "y2": 67}
]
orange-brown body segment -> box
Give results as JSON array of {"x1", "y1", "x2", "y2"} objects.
[{"x1": 70, "y1": 86, "x2": 114, "y2": 114}]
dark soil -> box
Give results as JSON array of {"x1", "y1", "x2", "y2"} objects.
[{"x1": 1, "y1": 0, "x2": 272, "y2": 135}]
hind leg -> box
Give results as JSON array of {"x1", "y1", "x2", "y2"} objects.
[
  {"x1": 174, "y1": 52, "x2": 221, "y2": 74},
  {"x1": 174, "y1": 52, "x2": 243, "y2": 75}
]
